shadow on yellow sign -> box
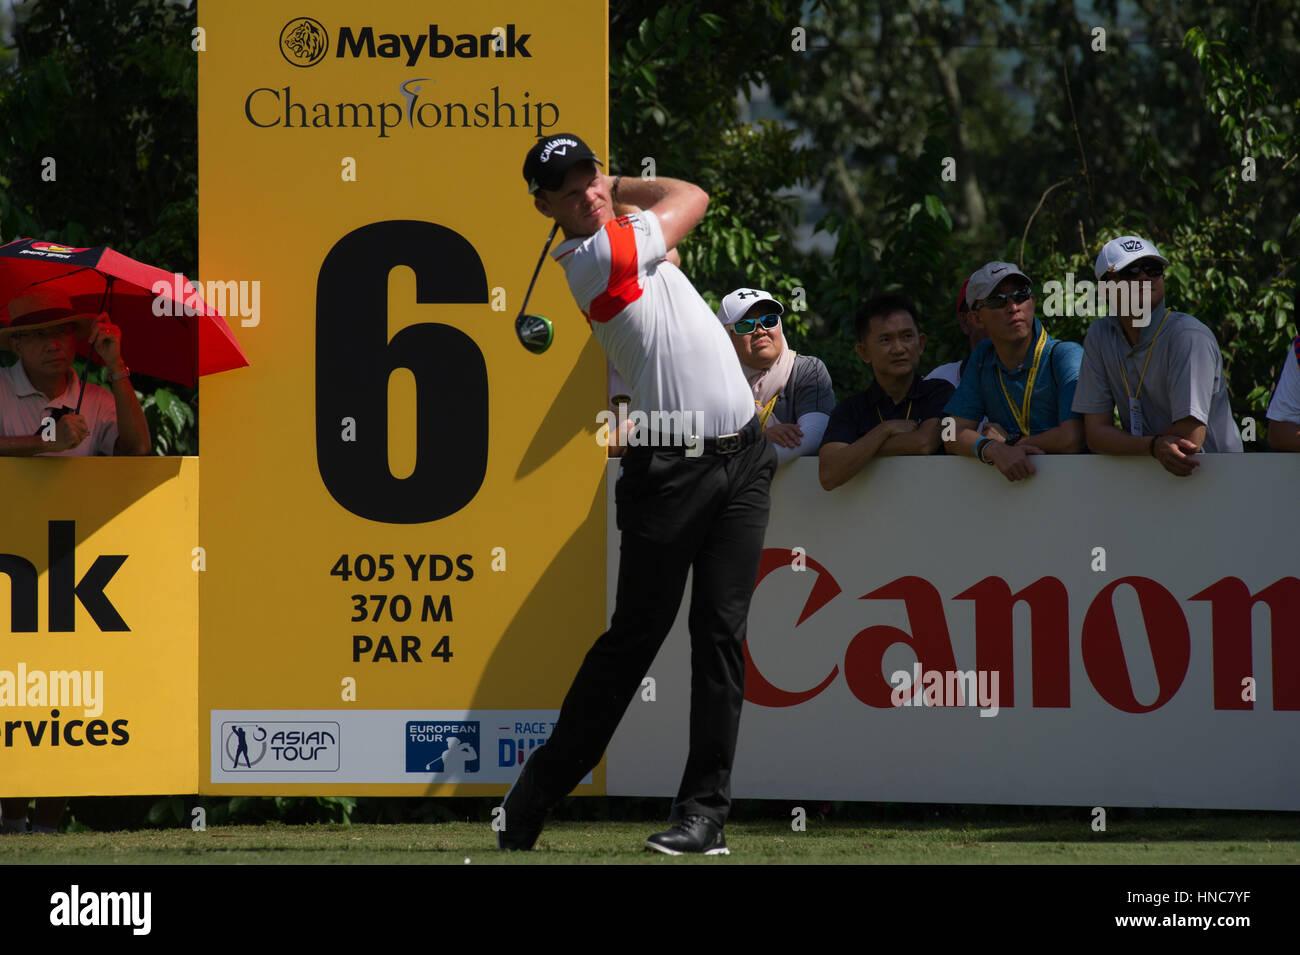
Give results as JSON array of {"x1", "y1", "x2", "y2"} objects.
[{"x1": 1, "y1": 458, "x2": 198, "y2": 795}]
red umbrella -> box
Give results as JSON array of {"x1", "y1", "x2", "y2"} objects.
[{"x1": 0, "y1": 238, "x2": 249, "y2": 386}]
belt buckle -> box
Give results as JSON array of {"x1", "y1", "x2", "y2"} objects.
[{"x1": 715, "y1": 432, "x2": 742, "y2": 454}]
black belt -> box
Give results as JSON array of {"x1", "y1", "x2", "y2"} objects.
[{"x1": 640, "y1": 416, "x2": 762, "y2": 456}]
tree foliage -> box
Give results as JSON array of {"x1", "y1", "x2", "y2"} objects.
[
  {"x1": 610, "y1": 1, "x2": 810, "y2": 325},
  {"x1": 766, "y1": 0, "x2": 1296, "y2": 414}
]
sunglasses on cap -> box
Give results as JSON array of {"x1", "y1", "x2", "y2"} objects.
[
  {"x1": 974, "y1": 286, "x2": 1032, "y2": 310},
  {"x1": 1115, "y1": 261, "x2": 1165, "y2": 278},
  {"x1": 730, "y1": 313, "x2": 781, "y2": 335}
]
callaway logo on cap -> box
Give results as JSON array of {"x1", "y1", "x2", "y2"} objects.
[
  {"x1": 522, "y1": 133, "x2": 601, "y2": 194},
  {"x1": 538, "y1": 138, "x2": 576, "y2": 163}
]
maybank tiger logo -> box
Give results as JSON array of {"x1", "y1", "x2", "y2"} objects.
[{"x1": 280, "y1": 17, "x2": 329, "y2": 67}]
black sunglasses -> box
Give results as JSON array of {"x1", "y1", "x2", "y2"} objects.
[
  {"x1": 731, "y1": 313, "x2": 781, "y2": 335},
  {"x1": 975, "y1": 287, "x2": 1032, "y2": 310},
  {"x1": 1116, "y1": 261, "x2": 1165, "y2": 278}
]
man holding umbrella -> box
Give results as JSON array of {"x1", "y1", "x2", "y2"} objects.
[
  {"x1": 0, "y1": 287, "x2": 149, "y2": 834},
  {"x1": 0, "y1": 287, "x2": 150, "y2": 456}
]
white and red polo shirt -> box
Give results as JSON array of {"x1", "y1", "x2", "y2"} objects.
[{"x1": 552, "y1": 210, "x2": 754, "y2": 437}]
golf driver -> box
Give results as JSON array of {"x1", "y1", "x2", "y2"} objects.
[{"x1": 515, "y1": 223, "x2": 559, "y2": 354}]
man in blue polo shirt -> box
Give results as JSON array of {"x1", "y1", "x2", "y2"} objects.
[{"x1": 943, "y1": 261, "x2": 1084, "y2": 481}]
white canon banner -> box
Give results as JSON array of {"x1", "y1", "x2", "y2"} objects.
[{"x1": 604, "y1": 455, "x2": 1300, "y2": 809}]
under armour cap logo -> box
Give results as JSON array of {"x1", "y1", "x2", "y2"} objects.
[
  {"x1": 1120, "y1": 239, "x2": 1144, "y2": 252},
  {"x1": 736, "y1": 290, "x2": 760, "y2": 299}
]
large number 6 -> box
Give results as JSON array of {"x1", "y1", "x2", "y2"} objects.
[{"x1": 316, "y1": 220, "x2": 488, "y2": 522}]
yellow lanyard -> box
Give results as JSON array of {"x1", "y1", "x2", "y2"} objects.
[
  {"x1": 878, "y1": 400, "x2": 912, "y2": 423},
  {"x1": 1118, "y1": 309, "x2": 1171, "y2": 399},
  {"x1": 755, "y1": 351, "x2": 797, "y2": 430},
  {"x1": 997, "y1": 327, "x2": 1047, "y2": 436}
]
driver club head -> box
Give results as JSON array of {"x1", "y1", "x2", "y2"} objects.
[{"x1": 515, "y1": 312, "x2": 554, "y2": 354}]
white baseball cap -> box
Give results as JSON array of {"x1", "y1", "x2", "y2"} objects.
[
  {"x1": 717, "y1": 288, "x2": 783, "y2": 326},
  {"x1": 966, "y1": 262, "x2": 1031, "y2": 307},
  {"x1": 1094, "y1": 235, "x2": 1169, "y2": 280}
]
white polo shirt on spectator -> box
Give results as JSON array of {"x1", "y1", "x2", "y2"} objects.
[
  {"x1": 1266, "y1": 335, "x2": 1300, "y2": 425},
  {"x1": 925, "y1": 359, "x2": 964, "y2": 390},
  {"x1": 552, "y1": 210, "x2": 754, "y2": 438},
  {"x1": 1071, "y1": 303, "x2": 1243, "y2": 452},
  {"x1": 0, "y1": 360, "x2": 118, "y2": 456}
]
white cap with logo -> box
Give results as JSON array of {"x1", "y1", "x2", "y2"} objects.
[
  {"x1": 1094, "y1": 235, "x2": 1169, "y2": 280},
  {"x1": 716, "y1": 288, "x2": 784, "y2": 326}
]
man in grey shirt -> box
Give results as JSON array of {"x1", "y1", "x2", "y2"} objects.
[{"x1": 1072, "y1": 235, "x2": 1243, "y2": 476}]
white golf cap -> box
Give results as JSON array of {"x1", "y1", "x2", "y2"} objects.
[
  {"x1": 717, "y1": 288, "x2": 783, "y2": 326},
  {"x1": 966, "y1": 262, "x2": 1031, "y2": 307},
  {"x1": 1094, "y1": 235, "x2": 1169, "y2": 279}
]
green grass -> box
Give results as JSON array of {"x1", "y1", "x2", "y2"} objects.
[{"x1": 1, "y1": 817, "x2": 1297, "y2": 864}]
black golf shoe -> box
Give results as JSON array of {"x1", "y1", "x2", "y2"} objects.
[
  {"x1": 497, "y1": 756, "x2": 549, "y2": 851},
  {"x1": 644, "y1": 815, "x2": 730, "y2": 856}
]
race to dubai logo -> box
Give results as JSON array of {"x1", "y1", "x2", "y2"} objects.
[{"x1": 280, "y1": 17, "x2": 329, "y2": 67}]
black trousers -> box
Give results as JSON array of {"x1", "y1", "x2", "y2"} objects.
[{"x1": 528, "y1": 417, "x2": 776, "y2": 825}]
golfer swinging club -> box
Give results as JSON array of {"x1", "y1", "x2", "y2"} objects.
[{"x1": 499, "y1": 134, "x2": 775, "y2": 855}]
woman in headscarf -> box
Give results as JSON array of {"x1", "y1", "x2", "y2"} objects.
[{"x1": 716, "y1": 287, "x2": 835, "y2": 464}]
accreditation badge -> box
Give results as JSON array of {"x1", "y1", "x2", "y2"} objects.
[{"x1": 1128, "y1": 396, "x2": 1144, "y2": 435}]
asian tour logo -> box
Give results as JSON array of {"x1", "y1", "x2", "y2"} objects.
[
  {"x1": 221, "y1": 721, "x2": 340, "y2": 771},
  {"x1": 280, "y1": 17, "x2": 329, "y2": 67},
  {"x1": 406, "y1": 720, "x2": 479, "y2": 774}
]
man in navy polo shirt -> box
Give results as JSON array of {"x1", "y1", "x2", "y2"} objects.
[
  {"x1": 942, "y1": 262, "x2": 1084, "y2": 481},
  {"x1": 819, "y1": 294, "x2": 953, "y2": 490}
]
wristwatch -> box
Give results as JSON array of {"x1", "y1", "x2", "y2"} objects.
[{"x1": 110, "y1": 365, "x2": 131, "y2": 382}]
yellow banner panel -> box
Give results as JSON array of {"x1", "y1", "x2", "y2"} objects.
[
  {"x1": 198, "y1": 1, "x2": 609, "y2": 794},
  {"x1": 0, "y1": 458, "x2": 198, "y2": 796}
]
